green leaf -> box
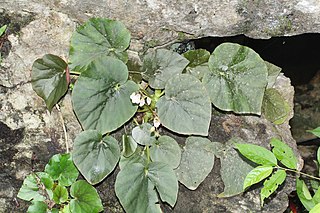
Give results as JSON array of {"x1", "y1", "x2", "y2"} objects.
[
  {"x1": 296, "y1": 178, "x2": 315, "y2": 211},
  {"x1": 312, "y1": 187, "x2": 320, "y2": 204},
  {"x1": 119, "y1": 147, "x2": 147, "y2": 170},
  {"x1": 235, "y1": 143, "x2": 277, "y2": 166},
  {"x1": 175, "y1": 137, "x2": 215, "y2": 190},
  {"x1": 115, "y1": 161, "x2": 178, "y2": 212},
  {"x1": 265, "y1": 61, "x2": 281, "y2": 88},
  {"x1": 131, "y1": 123, "x2": 156, "y2": 145},
  {"x1": 270, "y1": 138, "x2": 297, "y2": 169},
  {"x1": 122, "y1": 134, "x2": 137, "y2": 157},
  {"x1": 214, "y1": 138, "x2": 255, "y2": 197},
  {"x1": 72, "y1": 56, "x2": 138, "y2": 134},
  {"x1": 318, "y1": 147, "x2": 320, "y2": 171},
  {"x1": 183, "y1": 49, "x2": 210, "y2": 80},
  {"x1": 307, "y1": 127, "x2": 320, "y2": 138},
  {"x1": 243, "y1": 166, "x2": 273, "y2": 190},
  {"x1": 157, "y1": 74, "x2": 211, "y2": 136},
  {"x1": 50, "y1": 208, "x2": 60, "y2": 213},
  {"x1": 203, "y1": 42, "x2": 268, "y2": 114},
  {"x1": 69, "y1": 18, "x2": 130, "y2": 71},
  {"x1": 61, "y1": 204, "x2": 71, "y2": 213},
  {"x1": 0, "y1": 25, "x2": 7, "y2": 36},
  {"x1": 17, "y1": 173, "x2": 45, "y2": 201},
  {"x1": 53, "y1": 185, "x2": 68, "y2": 204},
  {"x1": 70, "y1": 180, "x2": 103, "y2": 213},
  {"x1": 260, "y1": 169, "x2": 286, "y2": 206},
  {"x1": 27, "y1": 201, "x2": 47, "y2": 213},
  {"x1": 72, "y1": 130, "x2": 120, "y2": 185},
  {"x1": 31, "y1": 54, "x2": 68, "y2": 111},
  {"x1": 36, "y1": 172, "x2": 54, "y2": 190},
  {"x1": 150, "y1": 135, "x2": 181, "y2": 169},
  {"x1": 141, "y1": 49, "x2": 189, "y2": 89},
  {"x1": 262, "y1": 88, "x2": 290, "y2": 125},
  {"x1": 45, "y1": 153, "x2": 79, "y2": 186},
  {"x1": 310, "y1": 203, "x2": 320, "y2": 213}
]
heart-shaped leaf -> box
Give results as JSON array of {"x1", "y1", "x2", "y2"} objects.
[
  {"x1": 270, "y1": 138, "x2": 297, "y2": 169},
  {"x1": 156, "y1": 74, "x2": 211, "y2": 136},
  {"x1": 150, "y1": 135, "x2": 181, "y2": 169},
  {"x1": 203, "y1": 43, "x2": 268, "y2": 114},
  {"x1": 53, "y1": 185, "x2": 68, "y2": 204},
  {"x1": 17, "y1": 173, "x2": 46, "y2": 201},
  {"x1": 70, "y1": 180, "x2": 103, "y2": 213},
  {"x1": 175, "y1": 137, "x2": 215, "y2": 190},
  {"x1": 69, "y1": 18, "x2": 130, "y2": 71},
  {"x1": 262, "y1": 88, "x2": 290, "y2": 124},
  {"x1": 115, "y1": 161, "x2": 178, "y2": 212},
  {"x1": 31, "y1": 54, "x2": 68, "y2": 111},
  {"x1": 44, "y1": 153, "x2": 79, "y2": 186},
  {"x1": 72, "y1": 130, "x2": 120, "y2": 185},
  {"x1": 72, "y1": 57, "x2": 138, "y2": 134},
  {"x1": 131, "y1": 123, "x2": 156, "y2": 145},
  {"x1": 141, "y1": 49, "x2": 189, "y2": 89}
]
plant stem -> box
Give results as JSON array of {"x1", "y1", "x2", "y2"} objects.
[
  {"x1": 69, "y1": 70, "x2": 81, "y2": 75},
  {"x1": 276, "y1": 166, "x2": 320, "y2": 181},
  {"x1": 56, "y1": 104, "x2": 69, "y2": 153}
]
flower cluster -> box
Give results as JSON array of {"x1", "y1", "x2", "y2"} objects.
[{"x1": 130, "y1": 92, "x2": 151, "y2": 107}]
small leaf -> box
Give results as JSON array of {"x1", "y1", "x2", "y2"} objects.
[
  {"x1": 115, "y1": 162, "x2": 164, "y2": 212},
  {"x1": 265, "y1": 61, "x2": 281, "y2": 88},
  {"x1": 203, "y1": 43, "x2": 268, "y2": 114},
  {"x1": 69, "y1": 18, "x2": 130, "y2": 71},
  {"x1": 70, "y1": 180, "x2": 103, "y2": 213},
  {"x1": 243, "y1": 166, "x2": 273, "y2": 190},
  {"x1": 157, "y1": 74, "x2": 211, "y2": 136},
  {"x1": 270, "y1": 138, "x2": 297, "y2": 169},
  {"x1": 122, "y1": 135, "x2": 137, "y2": 157},
  {"x1": 119, "y1": 147, "x2": 147, "y2": 170},
  {"x1": 262, "y1": 88, "x2": 290, "y2": 124},
  {"x1": 235, "y1": 143, "x2": 277, "y2": 166},
  {"x1": 27, "y1": 201, "x2": 47, "y2": 213},
  {"x1": 31, "y1": 54, "x2": 68, "y2": 111},
  {"x1": 131, "y1": 123, "x2": 156, "y2": 145},
  {"x1": 312, "y1": 187, "x2": 320, "y2": 204},
  {"x1": 53, "y1": 185, "x2": 68, "y2": 204},
  {"x1": 296, "y1": 178, "x2": 315, "y2": 211},
  {"x1": 17, "y1": 173, "x2": 45, "y2": 201},
  {"x1": 44, "y1": 153, "x2": 79, "y2": 186},
  {"x1": 183, "y1": 49, "x2": 210, "y2": 80},
  {"x1": 0, "y1": 25, "x2": 7, "y2": 36},
  {"x1": 141, "y1": 49, "x2": 189, "y2": 89},
  {"x1": 72, "y1": 130, "x2": 120, "y2": 185},
  {"x1": 260, "y1": 169, "x2": 286, "y2": 206},
  {"x1": 307, "y1": 127, "x2": 320, "y2": 138},
  {"x1": 72, "y1": 56, "x2": 138, "y2": 134},
  {"x1": 150, "y1": 135, "x2": 181, "y2": 169},
  {"x1": 175, "y1": 137, "x2": 215, "y2": 190},
  {"x1": 36, "y1": 172, "x2": 54, "y2": 190},
  {"x1": 310, "y1": 203, "x2": 320, "y2": 213}
]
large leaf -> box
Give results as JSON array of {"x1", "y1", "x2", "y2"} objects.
[
  {"x1": 72, "y1": 57, "x2": 138, "y2": 134},
  {"x1": 203, "y1": 43, "x2": 268, "y2": 114},
  {"x1": 157, "y1": 74, "x2": 211, "y2": 136},
  {"x1": 270, "y1": 138, "x2": 297, "y2": 169},
  {"x1": 243, "y1": 166, "x2": 273, "y2": 190},
  {"x1": 213, "y1": 138, "x2": 255, "y2": 197},
  {"x1": 141, "y1": 49, "x2": 189, "y2": 89},
  {"x1": 70, "y1": 180, "x2": 103, "y2": 213},
  {"x1": 260, "y1": 169, "x2": 286, "y2": 206},
  {"x1": 72, "y1": 130, "x2": 120, "y2": 185},
  {"x1": 235, "y1": 143, "x2": 277, "y2": 166},
  {"x1": 69, "y1": 18, "x2": 130, "y2": 71},
  {"x1": 44, "y1": 153, "x2": 79, "y2": 186},
  {"x1": 175, "y1": 137, "x2": 215, "y2": 190},
  {"x1": 27, "y1": 201, "x2": 47, "y2": 213},
  {"x1": 17, "y1": 173, "x2": 45, "y2": 201},
  {"x1": 115, "y1": 162, "x2": 178, "y2": 212},
  {"x1": 131, "y1": 123, "x2": 156, "y2": 146},
  {"x1": 31, "y1": 54, "x2": 68, "y2": 111},
  {"x1": 265, "y1": 61, "x2": 281, "y2": 88},
  {"x1": 296, "y1": 178, "x2": 315, "y2": 211},
  {"x1": 262, "y1": 88, "x2": 289, "y2": 124},
  {"x1": 150, "y1": 135, "x2": 181, "y2": 169}
]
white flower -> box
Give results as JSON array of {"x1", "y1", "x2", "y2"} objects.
[
  {"x1": 153, "y1": 116, "x2": 161, "y2": 128},
  {"x1": 130, "y1": 92, "x2": 141, "y2": 104},
  {"x1": 146, "y1": 97, "x2": 152, "y2": 105},
  {"x1": 139, "y1": 97, "x2": 145, "y2": 107}
]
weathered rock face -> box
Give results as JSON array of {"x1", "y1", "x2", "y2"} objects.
[{"x1": 0, "y1": 0, "x2": 314, "y2": 212}]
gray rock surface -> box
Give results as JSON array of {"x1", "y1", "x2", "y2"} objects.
[{"x1": 0, "y1": 0, "x2": 312, "y2": 212}]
